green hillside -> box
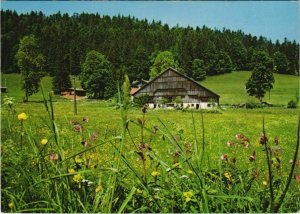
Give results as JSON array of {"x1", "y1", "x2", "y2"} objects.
[
  {"x1": 1, "y1": 72, "x2": 299, "y2": 105},
  {"x1": 201, "y1": 71, "x2": 299, "y2": 105}
]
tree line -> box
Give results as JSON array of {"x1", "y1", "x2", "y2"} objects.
[{"x1": 2, "y1": 10, "x2": 299, "y2": 99}]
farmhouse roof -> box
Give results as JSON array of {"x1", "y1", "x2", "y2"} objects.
[{"x1": 132, "y1": 67, "x2": 220, "y2": 97}]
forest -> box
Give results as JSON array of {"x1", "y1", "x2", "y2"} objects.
[{"x1": 1, "y1": 10, "x2": 299, "y2": 98}]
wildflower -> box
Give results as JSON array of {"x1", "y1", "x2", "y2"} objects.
[
  {"x1": 8, "y1": 202, "x2": 13, "y2": 209},
  {"x1": 136, "y1": 188, "x2": 143, "y2": 194},
  {"x1": 82, "y1": 117, "x2": 89, "y2": 122},
  {"x1": 224, "y1": 172, "x2": 232, "y2": 181},
  {"x1": 40, "y1": 138, "x2": 48, "y2": 145},
  {"x1": 263, "y1": 181, "x2": 268, "y2": 186},
  {"x1": 151, "y1": 171, "x2": 160, "y2": 177},
  {"x1": 260, "y1": 134, "x2": 268, "y2": 145},
  {"x1": 75, "y1": 156, "x2": 83, "y2": 164},
  {"x1": 220, "y1": 154, "x2": 228, "y2": 161},
  {"x1": 249, "y1": 151, "x2": 256, "y2": 162},
  {"x1": 91, "y1": 132, "x2": 98, "y2": 141},
  {"x1": 68, "y1": 168, "x2": 75, "y2": 173},
  {"x1": 227, "y1": 141, "x2": 234, "y2": 147},
  {"x1": 74, "y1": 124, "x2": 82, "y2": 132},
  {"x1": 173, "y1": 162, "x2": 182, "y2": 169},
  {"x1": 95, "y1": 185, "x2": 103, "y2": 193},
  {"x1": 81, "y1": 140, "x2": 88, "y2": 147},
  {"x1": 183, "y1": 191, "x2": 194, "y2": 202},
  {"x1": 289, "y1": 159, "x2": 293, "y2": 164},
  {"x1": 235, "y1": 134, "x2": 245, "y2": 140},
  {"x1": 49, "y1": 153, "x2": 58, "y2": 161},
  {"x1": 187, "y1": 169, "x2": 193, "y2": 175},
  {"x1": 73, "y1": 174, "x2": 83, "y2": 183},
  {"x1": 18, "y1": 112, "x2": 28, "y2": 121}
]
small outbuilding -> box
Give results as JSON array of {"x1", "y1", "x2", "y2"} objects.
[{"x1": 132, "y1": 67, "x2": 220, "y2": 109}]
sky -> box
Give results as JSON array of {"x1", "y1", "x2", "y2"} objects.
[{"x1": 1, "y1": 1, "x2": 299, "y2": 43}]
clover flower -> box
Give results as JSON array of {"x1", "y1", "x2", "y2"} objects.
[
  {"x1": 18, "y1": 112, "x2": 28, "y2": 121},
  {"x1": 74, "y1": 124, "x2": 82, "y2": 132},
  {"x1": 40, "y1": 138, "x2": 48, "y2": 145}
]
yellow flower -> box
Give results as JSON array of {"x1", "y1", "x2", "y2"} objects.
[
  {"x1": 183, "y1": 191, "x2": 194, "y2": 198},
  {"x1": 73, "y1": 174, "x2": 82, "y2": 183},
  {"x1": 173, "y1": 162, "x2": 182, "y2": 169},
  {"x1": 40, "y1": 138, "x2": 48, "y2": 145},
  {"x1": 151, "y1": 171, "x2": 161, "y2": 177},
  {"x1": 8, "y1": 202, "x2": 13, "y2": 209},
  {"x1": 185, "y1": 197, "x2": 192, "y2": 202},
  {"x1": 224, "y1": 172, "x2": 232, "y2": 181},
  {"x1": 75, "y1": 156, "x2": 83, "y2": 164},
  {"x1": 187, "y1": 170, "x2": 193, "y2": 175},
  {"x1": 263, "y1": 181, "x2": 268, "y2": 186},
  {"x1": 95, "y1": 185, "x2": 103, "y2": 193},
  {"x1": 68, "y1": 168, "x2": 75, "y2": 173},
  {"x1": 136, "y1": 188, "x2": 143, "y2": 194},
  {"x1": 18, "y1": 112, "x2": 28, "y2": 121}
]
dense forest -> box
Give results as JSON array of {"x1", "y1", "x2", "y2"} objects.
[{"x1": 1, "y1": 10, "x2": 299, "y2": 97}]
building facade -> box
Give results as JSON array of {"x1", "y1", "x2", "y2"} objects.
[{"x1": 132, "y1": 67, "x2": 220, "y2": 109}]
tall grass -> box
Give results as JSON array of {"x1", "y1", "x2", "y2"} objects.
[{"x1": 1, "y1": 79, "x2": 300, "y2": 212}]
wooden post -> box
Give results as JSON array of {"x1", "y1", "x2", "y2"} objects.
[{"x1": 74, "y1": 76, "x2": 77, "y2": 115}]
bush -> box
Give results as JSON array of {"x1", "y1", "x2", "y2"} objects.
[
  {"x1": 287, "y1": 100, "x2": 297, "y2": 108},
  {"x1": 133, "y1": 94, "x2": 150, "y2": 107}
]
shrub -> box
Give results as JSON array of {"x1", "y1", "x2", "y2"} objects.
[
  {"x1": 134, "y1": 94, "x2": 150, "y2": 107},
  {"x1": 287, "y1": 100, "x2": 297, "y2": 108}
]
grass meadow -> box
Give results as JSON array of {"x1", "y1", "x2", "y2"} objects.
[{"x1": 1, "y1": 72, "x2": 300, "y2": 212}]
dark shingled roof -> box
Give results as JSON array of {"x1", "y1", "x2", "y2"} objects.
[{"x1": 132, "y1": 67, "x2": 220, "y2": 98}]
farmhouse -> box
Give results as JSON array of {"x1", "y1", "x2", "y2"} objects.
[{"x1": 132, "y1": 67, "x2": 220, "y2": 109}]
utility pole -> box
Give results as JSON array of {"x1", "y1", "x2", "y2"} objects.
[{"x1": 74, "y1": 76, "x2": 77, "y2": 115}]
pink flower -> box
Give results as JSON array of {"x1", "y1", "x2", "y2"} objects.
[
  {"x1": 50, "y1": 153, "x2": 58, "y2": 161},
  {"x1": 74, "y1": 124, "x2": 82, "y2": 132},
  {"x1": 91, "y1": 132, "x2": 98, "y2": 141}
]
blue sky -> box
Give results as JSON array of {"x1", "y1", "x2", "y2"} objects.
[{"x1": 2, "y1": 1, "x2": 299, "y2": 42}]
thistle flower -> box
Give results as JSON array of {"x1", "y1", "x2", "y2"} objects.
[
  {"x1": 18, "y1": 112, "x2": 28, "y2": 121},
  {"x1": 151, "y1": 171, "x2": 160, "y2": 177},
  {"x1": 40, "y1": 138, "x2": 48, "y2": 145}
]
